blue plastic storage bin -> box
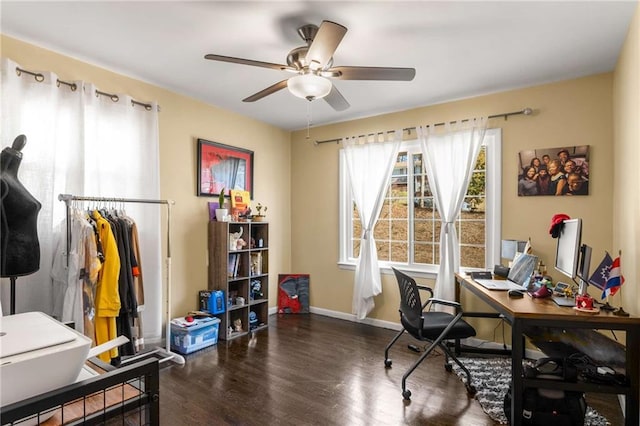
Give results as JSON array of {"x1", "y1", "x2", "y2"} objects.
[{"x1": 170, "y1": 317, "x2": 220, "y2": 354}]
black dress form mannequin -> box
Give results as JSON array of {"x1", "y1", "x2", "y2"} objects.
[{"x1": 1, "y1": 135, "x2": 42, "y2": 314}]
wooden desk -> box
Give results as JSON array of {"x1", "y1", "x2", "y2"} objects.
[{"x1": 455, "y1": 273, "x2": 640, "y2": 426}]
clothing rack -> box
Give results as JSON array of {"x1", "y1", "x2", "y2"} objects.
[{"x1": 58, "y1": 193, "x2": 185, "y2": 365}]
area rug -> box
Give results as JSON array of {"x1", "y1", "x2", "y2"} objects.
[{"x1": 451, "y1": 356, "x2": 610, "y2": 425}]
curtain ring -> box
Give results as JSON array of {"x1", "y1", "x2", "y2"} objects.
[
  {"x1": 110, "y1": 94, "x2": 119, "y2": 102},
  {"x1": 15, "y1": 67, "x2": 45, "y2": 83}
]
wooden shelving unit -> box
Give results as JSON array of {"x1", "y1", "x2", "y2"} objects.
[{"x1": 208, "y1": 221, "x2": 269, "y2": 340}]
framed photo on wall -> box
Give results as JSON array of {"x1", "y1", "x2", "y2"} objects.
[
  {"x1": 197, "y1": 138, "x2": 254, "y2": 197},
  {"x1": 517, "y1": 145, "x2": 589, "y2": 196}
]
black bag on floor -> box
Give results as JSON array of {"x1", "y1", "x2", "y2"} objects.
[{"x1": 504, "y1": 358, "x2": 587, "y2": 426}]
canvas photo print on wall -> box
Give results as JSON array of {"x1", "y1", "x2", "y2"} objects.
[{"x1": 518, "y1": 145, "x2": 589, "y2": 196}]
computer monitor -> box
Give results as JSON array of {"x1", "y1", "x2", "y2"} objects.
[
  {"x1": 577, "y1": 244, "x2": 592, "y2": 294},
  {"x1": 554, "y1": 218, "x2": 582, "y2": 280}
]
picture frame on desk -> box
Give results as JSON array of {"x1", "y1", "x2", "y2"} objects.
[{"x1": 197, "y1": 138, "x2": 254, "y2": 198}]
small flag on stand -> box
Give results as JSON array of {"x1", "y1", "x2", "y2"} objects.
[
  {"x1": 601, "y1": 255, "x2": 624, "y2": 299},
  {"x1": 588, "y1": 252, "x2": 613, "y2": 291}
]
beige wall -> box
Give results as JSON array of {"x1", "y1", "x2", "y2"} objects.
[
  {"x1": 613, "y1": 4, "x2": 640, "y2": 317},
  {"x1": 4, "y1": 14, "x2": 636, "y2": 341},
  {"x1": 291, "y1": 74, "x2": 615, "y2": 339},
  {"x1": 1, "y1": 35, "x2": 292, "y2": 318}
]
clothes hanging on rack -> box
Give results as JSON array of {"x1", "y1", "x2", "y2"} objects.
[
  {"x1": 51, "y1": 209, "x2": 101, "y2": 335},
  {"x1": 91, "y1": 210, "x2": 122, "y2": 362},
  {"x1": 52, "y1": 203, "x2": 151, "y2": 364},
  {"x1": 57, "y1": 193, "x2": 185, "y2": 366},
  {"x1": 130, "y1": 221, "x2": 146, "y2": 351},
  {"x1": 104, "y1": 211, "x2": 138, "y2": 360}
]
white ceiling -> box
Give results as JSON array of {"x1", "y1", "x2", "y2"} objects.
[{"x1": 1, "y1": 1, "x2": 637, "y2": 131}]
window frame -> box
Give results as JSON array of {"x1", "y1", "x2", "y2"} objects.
[{"x1": 338, "y1": 128, "x2": 502, "y2": 278}]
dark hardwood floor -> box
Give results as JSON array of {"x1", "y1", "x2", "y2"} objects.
[{"x1": 159, "y1": 314, "x2": 624, "y2": 425}]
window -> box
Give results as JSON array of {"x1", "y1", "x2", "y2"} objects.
[{"x1": 339, "y1": 128, "x2": 501, "y2": 276}]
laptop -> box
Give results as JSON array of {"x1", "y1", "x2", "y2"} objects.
[{"x1": 474, "y1": 253, "x2": 539, "y2": 291}]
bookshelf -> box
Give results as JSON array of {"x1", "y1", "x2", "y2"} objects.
[{"x1": 208, "y1": 221, "x2": 269, "y2": 340}]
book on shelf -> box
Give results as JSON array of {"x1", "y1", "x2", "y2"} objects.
[
  {"x1": 227, "y1": 253, "x2": 241, "y2": 278},
  {"x1": 250, "y1": 252, "x2": 262, "y2": 276},
  {"x1": 207, "y1": 202, "x2": 219, "y2": 221}
]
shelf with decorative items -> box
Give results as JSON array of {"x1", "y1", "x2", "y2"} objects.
[
  {"x1": 251, "y1": 203, "x2": 268, "y2": 222},
  {"x1": 215, "y1": 187, "x2": 229, "y2": 222},
  {"x1": 208, "y1": 220, "x2": 269, "y2": 340}
]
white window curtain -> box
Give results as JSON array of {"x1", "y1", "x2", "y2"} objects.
[
  {"x1": 0, "y1": 58, "x2": 163, "y2": 340},
  {"x1": 417, "y1": 118, "x2": 487, "y2": 305},
  {"x1": 342, "y1": 131, "x2": 401, "y2": 319}
]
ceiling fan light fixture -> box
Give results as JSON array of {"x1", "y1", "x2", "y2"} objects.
[{"x1": 287, "y1": 73, "x2": 332, "y2": 101}]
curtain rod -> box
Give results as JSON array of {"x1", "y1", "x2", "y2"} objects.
[
  {"x1": 15, "y1": 66, "x2": 161, "y2": 112},
  {"x1": 313, "y1": 107, "x2": 534, "y2": 145}
]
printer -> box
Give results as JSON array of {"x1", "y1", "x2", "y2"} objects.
[{"x1": 0, "y1": 311, "x2": 92, "y2": 408}]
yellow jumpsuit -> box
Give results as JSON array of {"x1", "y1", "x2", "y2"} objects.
[{"x1": 92, "y1": 211, "x2": 121, "y2": 362}]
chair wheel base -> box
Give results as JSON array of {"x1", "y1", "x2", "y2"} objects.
[
  {"x1": 384, "y1": 359, "x2": 392, "y2": 368},
  {"x1": 402, "y1": 389, "x2": 412, "y2": 400},
  {"x1": 444, "y1": 363, "x2": 453, "y2": 372}
]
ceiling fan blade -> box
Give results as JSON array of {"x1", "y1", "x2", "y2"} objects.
[
  {"x1": 205, "y1": 54, "x2": 293, "y2": 71},
  {"x1": 242, "y1": 80, "x2": 288, "y2": 102},
  {"x1": 306, "y1": 21, "x2": 347, "y2": 70},
  {"x1": 323, "y1": 85, "x2": 350, "y2": 111},
  {"x1": 330, "y1": 66, "x2": 416, "y2": 81}
]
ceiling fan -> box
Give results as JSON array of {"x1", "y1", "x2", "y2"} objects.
[{"x1": 204, "y1": 20, "x2": 416, "y2": 111}]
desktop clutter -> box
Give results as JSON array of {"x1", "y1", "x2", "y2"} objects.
[
  {"x1": 548, "y1": 213, "x2": 629, "y2": 316},
  {"x1": 485, "y1": 216, "x2": 632, "y2": 425},
  {"x1": 491, "y1": 214, "x2": 629, "y2": 316}
]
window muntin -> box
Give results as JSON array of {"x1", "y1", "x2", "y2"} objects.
[{"x1": 340, "y1": 129, "x2": 501, "y2": 274}]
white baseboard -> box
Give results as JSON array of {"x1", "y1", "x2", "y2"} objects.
[
  {"x1": 269, "y1": 305, "x2": 402, "y2": 330},
  {"x1": 308, "y1": 306, "x2": 403, "y2": 331},
  {"x1": 298, "y1": 306, "x2": 546, "y2": 358}
]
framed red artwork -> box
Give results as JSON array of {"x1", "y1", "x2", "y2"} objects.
[{"x1": 197, "y1": 138, "x2": 253, "y2": 198}]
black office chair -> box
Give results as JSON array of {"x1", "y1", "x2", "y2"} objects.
[{"x1": 384, "y1": 267, "x2": 477, "y2": 400}]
